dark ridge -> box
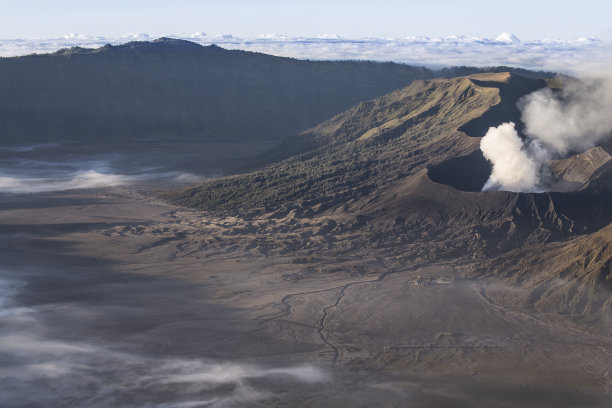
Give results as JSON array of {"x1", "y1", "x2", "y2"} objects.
[
  {"x1": 585, "y1": 160, "x2": 612, "y2": 194},
  {"x1": 601, "y1": 139, "x2": 612, "y2": 156},
  {"x1": 167, "y1": 75, "x2": 508, "y2": 212},
  {"x1": 459, "y1": 75, "x2": 547, "y2": 137},
  {"x1": 0, "y1": 40, "x2": 436, "y2": 145},
  {"x1": 512, "y1": 191, "x2": 612, "y2": 239},
  {"x1": 104, "y1": 37, "x2": 224, "y2": 55},
  {"x1": 438, "y1": 65, "x2": 555, "y2": 80},
  {"x1": 0, "y1": 39, "x2": 557, "y2": 146},
  {"x1": 427, "y1": 150, "x2": 491, "y2": 192},
  {"x1": 52, "y1": 37, "x2": 214, "y2": 57}
]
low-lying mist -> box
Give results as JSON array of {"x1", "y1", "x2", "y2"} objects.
[
  {"x1": 0, "y1": 140, "x2": 286, "y2": 194},
  {"x1": 0, "y1": 275, "x2": 328, "y2": 407},
  {"x1": 0, "y1": 143, "x2": 212, "y2": 194},
  {"x1": 0, "y1": 169, "x2": 131, "y2": 193},
  {"x1": 0, "y1": 167, "x2": 203, "y2": 193}
]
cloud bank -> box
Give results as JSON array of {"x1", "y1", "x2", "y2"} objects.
[
  {"x1": 0, "y1": 169, "x2": 203, "y2": 193},
  {"x1": 0, "y1": 170, "x2": 131, "y2": 193},
  {"x1": 0, "y1": 32, "x2": 609, "y2": 72},
  {"x1": 0, "y1": 152, "x2": 206, "y2": 193}
]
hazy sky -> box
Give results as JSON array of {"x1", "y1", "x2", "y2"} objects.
[{"x1": 2, "y1": 0, "x2": 611, "y2": 41}]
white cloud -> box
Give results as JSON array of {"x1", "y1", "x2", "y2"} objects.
[
  {"x1": 0, "y1": 153, "x2": 206, "y2": 193},
  {"x1": 521, "y1": 77, "x2": 612, "y2": 154},
  {"x1": 480, "y1": 122, "x2": 543, "y2": 192},
  {"x1": 0, "y1": 170, "x2": 131, "y2": 193},
  {"x1": 0, "y1": 33, "x2": 608, "y2": 72}
]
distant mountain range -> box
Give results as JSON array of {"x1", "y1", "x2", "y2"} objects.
[
  {"x1": 0, "y1": 38, "x2": 552, "y2": 145},
  {"x1": 0, "y1": 33, "x2": 602, "y2": 70}
]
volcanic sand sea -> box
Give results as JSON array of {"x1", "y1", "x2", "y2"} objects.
[{"x1": 0, "y1": 145, "x2": 611, "y2": 407}]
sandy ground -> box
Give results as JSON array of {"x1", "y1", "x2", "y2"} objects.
[{"x1": 1, "y1": 187, "x2": 611, "y2": 407}]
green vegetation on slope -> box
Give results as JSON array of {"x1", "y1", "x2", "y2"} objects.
[{"x1": 171, "y1": 74, "x2": 542, "y2": 212}]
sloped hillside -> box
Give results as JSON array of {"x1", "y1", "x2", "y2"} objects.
[
  {"x1": 167, "y1": 71, "x2": 611, "y2": 323},
  {"x1": 0, "y1": 38, "x2": 437, "y2": 144},
  {"x1": 0, "y1": 38, "x2": 555, "y2": 146},
  {"x1": 549, "y1": 147, "x2": 612, "y2": 192},
  {"x1": 172, "y1": 73, "x2": 525, "y2": 211},
  {"x1": 170, "y1": 71, "x2": 611, "y2": 261},
  {"x1": 479, "y1": 221, "x2": 612, "y2": 318}
]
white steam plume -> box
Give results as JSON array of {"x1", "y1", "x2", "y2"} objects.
[
  {"x1": 480, "y1": 122, "x2": 542, "y2": 192},
  {"x1": 521, "y1": 77, "x2": 612, "y2": 155},
  {"x1": 481, "y1": 76, "x2": 612, "y2": 192}
]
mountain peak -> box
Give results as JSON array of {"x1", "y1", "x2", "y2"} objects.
[
  {"x1": 152, "y1": 37, "x2": 202, "y2": 47},
  {"x1": 495, "y1": 32, "x2": 520, "y2": 43},
  {"x1": 125, "y1": 37, "x2": 207, "y2": 52},
  {"x1": 51, "y1": 37, "x2": 214, "y2": 57}
]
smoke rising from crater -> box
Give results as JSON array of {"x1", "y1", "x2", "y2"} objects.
[
  {"x1": 522, "y1": 78, "x2": 612, "y2": 155},
  {"x1": 481, "y1": 76, "x2": 612, "y2": 192},
  {"x1": 480, "y1": 122, "x2": 543, "y2": 192}
]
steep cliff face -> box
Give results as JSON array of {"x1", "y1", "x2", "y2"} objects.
[{"x1": 480, "y1": 222, "x2": 612, "y2": 317}]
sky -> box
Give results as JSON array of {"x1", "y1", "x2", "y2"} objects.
[
  {"x1": 1, "y1": 0, "x2": 610, "y2": 73},
  {"x1": 2, "y1": 0, "x2": 612, "y2": 41}
]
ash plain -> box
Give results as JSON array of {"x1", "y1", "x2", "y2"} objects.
[{"x1": 1, "y1": 142, "x2": 611, "y2": 408}]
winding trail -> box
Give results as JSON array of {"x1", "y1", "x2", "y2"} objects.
[
  {"x1": 258, "y1": 286, "x2": 344, "y2": 327},
  {"x1": 316, "y1": 268, "x2": 398, "y2": 364},
  {"x1": 316, "y1": 283, "x2": 350, "y2": 363},
  {"x1": 257, "y1": 265, "x2": 402, "y2": 364}
]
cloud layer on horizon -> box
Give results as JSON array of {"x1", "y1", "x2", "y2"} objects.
[{"x1": 1, "y1": 32, "x2": 609, "y2": 73}]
